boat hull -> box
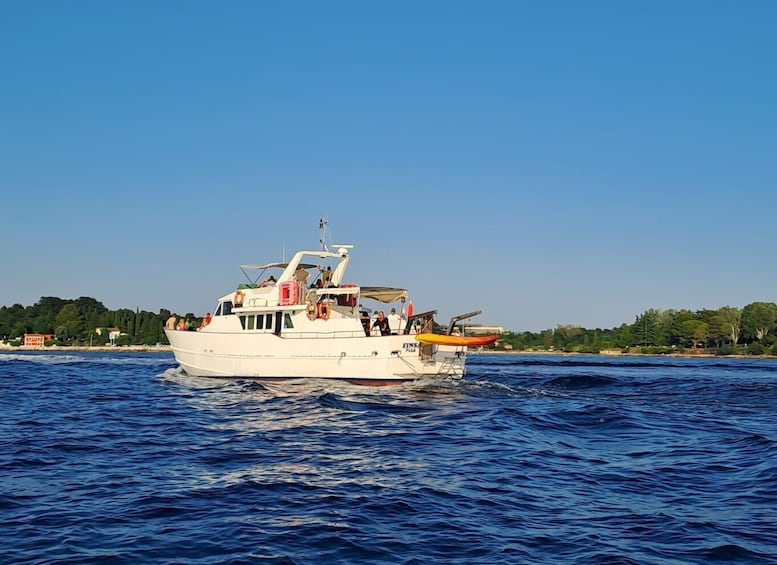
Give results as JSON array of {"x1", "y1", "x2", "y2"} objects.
[{"x1": 165, "y1": 329, "x2": 467, "y2": 384}]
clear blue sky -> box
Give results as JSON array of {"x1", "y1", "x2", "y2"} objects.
[{"x1": 1, "y1": 1, "x2": 775, "y2": 332}]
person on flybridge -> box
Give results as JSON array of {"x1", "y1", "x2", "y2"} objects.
[
  {"x1": 295, "y1": 265, "x2": 310, "y2": 292},
  {"x1": 321, "y1": 265, "x2": 333, "y2": 287}
]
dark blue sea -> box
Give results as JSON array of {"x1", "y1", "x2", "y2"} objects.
[{"x1": 2, "y1": 352, "x2": 776, "y2": 564}]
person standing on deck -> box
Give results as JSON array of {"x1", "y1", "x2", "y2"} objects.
[
  {"x1": 359, "y1": 306, "x2": 371, "y2": 336},
  {"x1": 166, "y1": 313, "x2": 177, "y2": 330},
  {"x1": 388, "y1": 308, "x2": 402, "y2": 335},
  {"x1": 372, "y1": 311, "x2": 391, "y2": 336}
]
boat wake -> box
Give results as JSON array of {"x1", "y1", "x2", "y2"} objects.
[
  {"x1": 159, "y1": 366, "x2": 237, "y2": 389},
  {"x1": 158, "y1": 365, "x2": 565, "y2": 403},
  {"x1": 317, "y1": 392, "x2": 435, "y2": 415},
  {"x1": 0, "y1": 351, "x2": 171, "y2": 367},
  {"x1": 543, "y1": 374, "x2": 620, "y2": 389},
  {"x1": 0, "y1": 352, "x2": 86, "y2": 365}
]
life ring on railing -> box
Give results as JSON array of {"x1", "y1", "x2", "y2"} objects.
[
  {"x1": 306, "y1": 301, "x2": 318, "y2": 321},
  {"x1": 317, "y1": 300, "x2": 331, "y2": 320},
  {"x1": 234, "y1": 290, "x2": 245, "y2": 306}
]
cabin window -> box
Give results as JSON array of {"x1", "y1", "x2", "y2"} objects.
[
  {"x1": 214, "y1": 303, "x2": 222, "y2": 316},
  {"x1": 246, "y1": 315, "x2": 255, "y2": 330},
  {"x1": 239, "y1": 315, "x2": 246, "y2": 330},
  {"x1": 284, "y1": 313, "x2": 293, "y2": 329},
  {"x1": 265, "y1": 314, "x2": 273, "y2": 330},
  {"x1": 256, "y1": 315, "x2": 264, "y2": 330},
  {"x1": 223, "y1": 302, "x2": 233, "y2": 316},
  {"x1": 274, "y1": 311, "x2": 283, "y2": 336}
]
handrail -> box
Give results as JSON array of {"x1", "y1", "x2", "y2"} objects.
[
  {"x1": 403, "y1": 309, "x2": 437, "y2": 335},
  {"x1": 281, "y1": 330, "x2": 372, "y2": 339},
  {"x1": 447, "y1": 310, "x2": 482, "y2": 335}
]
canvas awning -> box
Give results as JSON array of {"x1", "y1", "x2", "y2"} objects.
[
  {"x1": 308, "y1": 286, "x2": 408, "y2": 302},
  {"x1": 309, "y1": 287, "x2": 359, "y2": 296},
  {"x1": 359, "y1": 287, "x2": 408, "y2": 303},
  {"x1": 240, "y1": 262, "x2": 319, "y2": 270}
]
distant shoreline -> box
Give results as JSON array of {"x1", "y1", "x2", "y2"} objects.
[
  {"x1": 472, "y1": 349, "x2": 776, "y2": 359},
  {"x1": 0, "y1": 345, "x2": 172, "y2": 353},
  {"x1": 2, "y1": 344, "x2": 774, "y2": 359}
]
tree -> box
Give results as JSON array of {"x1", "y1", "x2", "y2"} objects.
[
  {"x1": 55, "y1": 304, "x2": 85, "y2": 343},
  {"x1": 554, "y1": 324, "x2": 584, "y2": 349},
  {"x1": 0, "y1": 297, "x2": 169, "y2": 346},
  {"x1": 55, "y1": 325, "x2": 68, "y2": 342},
  {"x1": 698, "y1": 309, "x2": 729, "y2": 348},
  {"x1": 693, "y1": 322, "x2": 710, "y2": 348},
  {"x1": 742, "y1": 302, "x2": 777, "y2": 342},
  {"x1": 677, "y1": 319, "x2": 701, "y2": 348},
  {"x1": 718, "y1": 306, "x2": 742, "y2": 345},
  {"x1": 541, "y1": 329, "x2": 553, "y2": 350},
  {"x1": 74, "y1": 296, "x2": 109, "y2": 330},
  {"x1": 614, "y1": 323, "x2": 634, "y2": 348},
  {"x1": 633, "y1": 309, "x2": 661, "y2": 346},
  {"x1": 654, "y1": 309, "x2": 677, "y2": 346}
]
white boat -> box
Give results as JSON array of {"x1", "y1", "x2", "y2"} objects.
[{"x1": 166, "y1": 225, "x2": 489, "y2": 385}]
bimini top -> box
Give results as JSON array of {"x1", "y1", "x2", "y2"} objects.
[
  {"x1": 240, "y1": 262, "x2": 319, "y2": 271},
  {"x1": 359, "y1": 287, "x2": 409, "y2": 303},
  {"x1": 306, "y1": 286, "x2": 408, "y2": 302}
]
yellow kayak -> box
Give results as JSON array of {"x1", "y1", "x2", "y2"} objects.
[{"x1": 415, "y1": 333, "x2": 498, "y2": 347}]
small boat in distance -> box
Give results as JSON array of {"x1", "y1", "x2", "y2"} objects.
[{"x1": 165, "y1": 221, "x2": 496, "y2": 385}]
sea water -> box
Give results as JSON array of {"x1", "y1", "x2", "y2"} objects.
[{"x1": 1, "y1": 352, "x2": 776, "y2": 564}]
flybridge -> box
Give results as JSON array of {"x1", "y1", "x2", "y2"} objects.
[
  {"x1": 239, "y1": 245, "x2": 353, "y2": 287},
  {"x1": 279, "y1": 248, "x2": 352, "y2": 287}
]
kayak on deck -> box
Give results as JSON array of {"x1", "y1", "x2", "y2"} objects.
[{"x1": 415, "y1": 333, "x2": 498, "y2": 347}]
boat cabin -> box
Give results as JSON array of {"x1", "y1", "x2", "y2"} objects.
[{"x1": 204, "y1": 246, "x2": 423, "y2": 338}]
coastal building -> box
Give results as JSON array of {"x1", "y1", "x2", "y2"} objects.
[
  {"x1": 95, "y1": 327, "x2": 121, "y2": 344},
  {"x1": 24, "y1": 333, "x2": 54, "y2": 347},
  {"x1": 462, "y1": 325, "x2": 505, "y2": 335}
]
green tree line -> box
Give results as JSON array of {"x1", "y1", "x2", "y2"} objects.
[
  {"x1": 496, "y1": 302, "x2": 777, "y2": 356},
  {"x1": 3, "y1": 296, "x2": 777, "y2": 355},
  {"x1": 0, "y1": 296, "x2": 200, "y2": 346}
]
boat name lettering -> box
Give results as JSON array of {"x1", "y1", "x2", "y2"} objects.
[{"x1": 402, "y1": 342, "x2": 418, "y2": 353}]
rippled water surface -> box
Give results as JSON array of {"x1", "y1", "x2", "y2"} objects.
[{"x1": 2, "y1": 352, "x2": 776, "y2": 564}]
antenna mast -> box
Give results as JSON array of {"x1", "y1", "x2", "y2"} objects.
[{"x1": 319, "y1": 217, "x2": 329, "y2": 252}]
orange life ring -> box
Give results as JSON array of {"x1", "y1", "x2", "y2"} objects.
[
  {"x1": 234, "y1": 290, "x2": 245, "y2": 306},
  {"x1": 306, "y1": 301, "x2": 317, "y2": 321},
  {"x1": 317, "y1": 300, "x2": 331, "y2": 320}
]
